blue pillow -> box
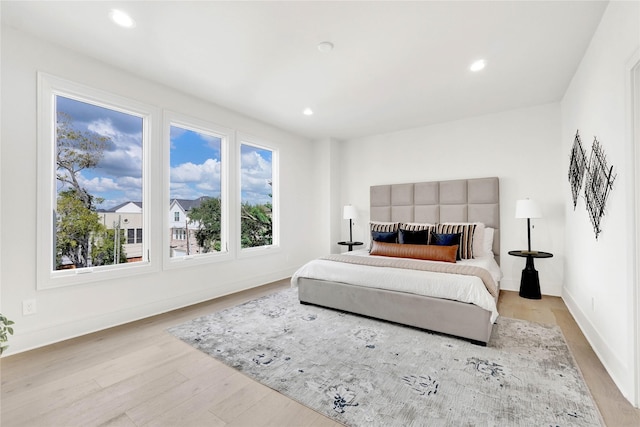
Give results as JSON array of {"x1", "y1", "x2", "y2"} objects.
[
  {"x1": 399, "y1": 228, "x2": 428, "y2": 245},
  {"x1": 371, "y1": 230, "x2": 397, "y2": 243},
  {"x1": 430, "y1": 232, "x2": 462, "y2": 259}
]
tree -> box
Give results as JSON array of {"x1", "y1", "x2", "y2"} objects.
[
  {"x1": 56, "y1": 112, "x2": 110, "y2": 210},
  {"x1": 55, "y1": 112, "x2": 112, "y2": 268},
  {"x1": 56, "y1": 190, "x2": 105, "y2": 268},
  {"x1": 241, "y1": 202, "x2": 272, "y2": 248},
  {"x1": 188, "y1": 197, "x2": 222, "y2": 253},
  {"x1": 92, "y1": 229, "x2": 127, "y2": 266}
]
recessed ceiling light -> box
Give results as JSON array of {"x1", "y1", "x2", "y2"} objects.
[
  {"x1": 317, "y1": 41, "x2": 334, "y2": 53},
  {"x1": 110, "y1": 9, "x2": 136, "y2": 28},
  {"x1": 470, "y1": 59, "x2": 486, "y2": 72},
  {"x1": 303, "y1": 108, "x2": 314, "y2": 116}
]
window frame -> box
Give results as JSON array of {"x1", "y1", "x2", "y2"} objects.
[
  {"x1": 36, "y1": 73, "x2": 158, "y2": 289},
  {"x1": 163, "y1": 111, "x2": 232, "y2": 268},
  {"x1": 237, "y1": 133, "x2": 279, "y2": 258}
]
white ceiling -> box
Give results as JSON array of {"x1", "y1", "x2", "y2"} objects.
[{"x1": 2, "y1": 1, "x2": 608, "y2": 140}]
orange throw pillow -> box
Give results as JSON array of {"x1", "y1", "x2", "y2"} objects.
[{"x1": 370, "y1": 241, "x2": 458, "y2": 263}]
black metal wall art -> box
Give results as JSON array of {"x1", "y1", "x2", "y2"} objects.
[
  {"x1": 584, "y1": 137, "x2": 615, "y2": 239},
  {"x1": 568, "y1": 130, "x2": 587, "y2": 209},
  {"x1": 568, "y1": 130, "x2": 616, "y2": 239}
]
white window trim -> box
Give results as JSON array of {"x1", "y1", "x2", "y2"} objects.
[
  {"x1": 237, "y1": 133, "x2": 280, "y2": 259},
  {"x1": 36, "y1": 73, "x2": 159, "y2": 289},
  {"x1": 163, "y1": 111, "x2": 232, "y2": 269}
]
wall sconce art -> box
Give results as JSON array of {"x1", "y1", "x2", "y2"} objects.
[
  {"x1": 567, "y1": 130, "x2": 616, "y2": 239},
  {"x1": 584, "y1": 137, "x2": 616, "y2": 239},
  {"x1": 568, "y1": 130, "x2": 587, "y2": 210}
]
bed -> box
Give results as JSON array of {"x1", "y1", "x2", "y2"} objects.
[{"x1": 292, "y1": 177, "x2": 501, "y2": 345}]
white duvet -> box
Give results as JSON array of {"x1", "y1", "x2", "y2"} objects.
[{"x1": 291, "y1": 249, "x2": 502, "y2": 323}]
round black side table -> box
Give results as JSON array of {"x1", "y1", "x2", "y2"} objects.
[
  {"x1": 338, "y1": 241, "x2": 363, "y2": 251},
  {"x1": 508, "y1": 250, "x2": 553, "y2": 299}
]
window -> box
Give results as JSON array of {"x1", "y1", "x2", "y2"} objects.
[
  {"x1": 239, "y1": 141, "x2": 277, "y2": 249},
  {"x1": 127, "y1": 228, "x2": 142, "y2": 244},
  {"x1": 166, "y1": 115, "x2": 229, "y2": 262},
  {"x1": 37, "y1": 73, "x2": 156, "y2": 288}
]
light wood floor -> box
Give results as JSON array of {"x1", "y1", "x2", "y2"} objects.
[{"x1": 1, "y1": 280, "x2": 639, "y2": 427}]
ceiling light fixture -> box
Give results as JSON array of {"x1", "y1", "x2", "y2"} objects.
[
  {"x1": 470, "y1": 59, "x2": 486, "y2": 72},
  {"x1": 303, "y1": 108, "x2": 314, "y2": 116},
  {"x1": 109, "y1": 9, "x2": 136, "y2": 28},
  {"x1": 317, "y1": 41, "x2": 334, "y2": 53}
]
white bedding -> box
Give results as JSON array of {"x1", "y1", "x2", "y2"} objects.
[{"x1": 291, "y1": 249, "x2": 502, "y2": 323}]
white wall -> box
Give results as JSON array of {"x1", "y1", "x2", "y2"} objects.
[
  {"x1": 560, "y1": 0, "x2": 640, "y2": 405},
  {"x1": 312, "y1": 138, "x2": 345, "y2": 255},
  {"x1": 338, "y1": 103, "x2": 565, "y2": 295},
  {"x1": 0, "y1": 27, "x2": 323, "y2": 355}
]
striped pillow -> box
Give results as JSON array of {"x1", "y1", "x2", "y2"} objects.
[
  {"x1": 370, "y1": 221, "x2": 400, "y2": 233},
  {"x1": 436, "y1": 223, "x2": 476, "y2": 259}
]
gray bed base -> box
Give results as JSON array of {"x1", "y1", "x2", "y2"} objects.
[
  {"x1": 297, "y1": 177, "x2": 500, "y2": 345},
  {"x1": 298, "y1": 278, "x2": 495, "y2": 345}
]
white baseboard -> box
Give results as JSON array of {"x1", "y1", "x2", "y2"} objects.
[
  {"x1": 562, "y1": 288, "x2": 633, "y2": 404},
  {"x1": 3, "y1": 267, "x2": 297, "y2": 357}
]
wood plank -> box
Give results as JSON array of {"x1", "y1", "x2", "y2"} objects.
[{"x1": 126, "y1": 363, "x2": 237, "y2": 425}]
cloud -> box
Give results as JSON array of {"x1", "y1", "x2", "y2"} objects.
[
  {"x1": 171, "y1": 158, "x2": 221, "y2": 182},
  {"x1": 170, "y1": 158, "x2": 222, "y2": 199},
  {"x1": 88, "y1": 118, "x2": 143, "y2": 178},
  {"x1": 198, "y1": 133, "x2": 222, "y2": 150},
  {"x1": 241, "y1": 149, "x2": 272, "y2": 205},
  {"x1": 57, "y1": 98, "x2": 274, "y2": 208},
  {"x1": 57, "y1": 96, "x2": 142, "y2": 134},
  {"x1": 169, "y1": 182, "x2": 201, "y2": 200},
  {"x1": 78, "y1": 176, "x2": 120, "y2": 193}
]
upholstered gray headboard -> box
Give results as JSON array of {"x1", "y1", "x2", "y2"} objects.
[{"x1": 370, "y1": 177, "x2": 500, "y2": 264}]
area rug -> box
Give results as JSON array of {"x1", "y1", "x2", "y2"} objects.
[{"x1": 168, "y1": 288, "x2": 604, "y2": 427}]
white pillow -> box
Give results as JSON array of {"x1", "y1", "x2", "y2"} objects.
[{"x1": 483, "y1": 227, "x2": 495, "y2": 257}]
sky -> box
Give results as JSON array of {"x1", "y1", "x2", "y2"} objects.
[{"x1": 56, "y1": 96, "x2": 273, "y2": 210}]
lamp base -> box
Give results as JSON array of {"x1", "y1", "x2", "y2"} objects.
[{"x1": 518, "y1": 256, "x2": 541, "y2": 299}]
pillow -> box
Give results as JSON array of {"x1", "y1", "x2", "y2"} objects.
[
  {"x1": 369, "y1": 221, "x2": 400, "y2": 233},
  {"x1": 399, "y1": 222, "x2": 434, "y2": 243},
  {"x1": 431, "y1": 232, "x2": 462, "y2": 260},
  {"x1": 398, "y1": 228, "x2": 428, "y2": 245},
  {"x1": 370, "y1": 241, "x2": 458, "y2": 263},
  {"x1": 368, "y1": 221, "x2": 400, "y2": 249},
  {"x1": 483, "y1": 227, "x2": 495, "y2": 257},
  {"x1": 472, "y1": 223, "x2": 485, "y2": 257},
  {"x1": 371, "y1": 230, "x2": 398, "y2": 243},
  {"x1": 399, "y1": 222, "x2": 434, "y2": 231},
  {"x1": 436, "y1": 223, "x2": 476, "y2": 259},
  {"x1": 441, "y1": 222, "x2": 485, "y2": 258},
  {"x1": 430, "y1": 231, "x2": 461, "y2": 247}
]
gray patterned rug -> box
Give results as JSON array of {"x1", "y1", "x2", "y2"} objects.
[{"x1": 168, "y1": 288, "x2": 603, "y2": 427}]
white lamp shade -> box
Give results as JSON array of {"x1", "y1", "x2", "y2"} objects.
[
  {"x1": 515, "y1": 199, "x2": 542, "y2": 219},
  {"x1": 343, "y1": 205, "x2": 357, "y2": 220}
]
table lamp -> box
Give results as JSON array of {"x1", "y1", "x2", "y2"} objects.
[
  {"x1": 343, "y1": 205, "x2": 357, "y2": 242},
  {"x1": 515, "y1": 198, "x2": 542, "y2": 253}
]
